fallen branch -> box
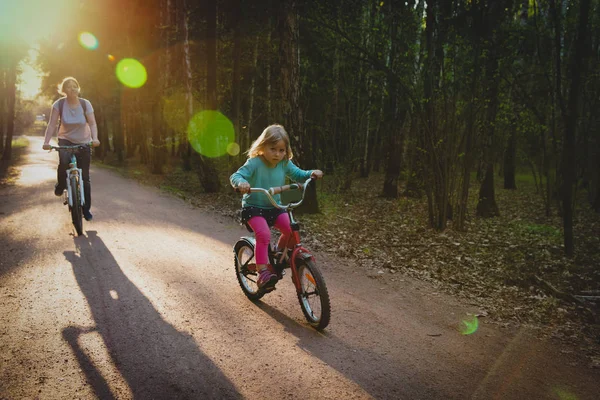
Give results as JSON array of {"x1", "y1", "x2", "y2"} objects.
[
  {"x1": 534, "y1": 275, "x2": 585, "y2": 305},
  {"x1": 534, "y1": 275, "x2": 598, "y2": 323},
  {"x1": 573, "y1": 295, "x2": 600, "y2": 302},
  {"x1": 580, "y1": 290, "x2": 600, "y2": 295}
]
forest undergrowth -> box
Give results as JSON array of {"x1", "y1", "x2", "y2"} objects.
[{"x1": 99, "y1": 156, "x2": 600, "y2": 366}]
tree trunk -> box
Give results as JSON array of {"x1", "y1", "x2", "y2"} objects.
[
  {"x1": 181, "y1": 0, "x2": 193, "y2": 171},
  {"x1": 1, "y1": 61, "x2": 17, "y2": 161},
  {"x1": 476, "y1": 164, "x2": 500, "y2": 217},
  {"x1": 113, "y1": 103, "x2": 124, "y2": 163},
  {"x1": 151, "y1": 101, "x2": 163, "y2": 174},
  {"x1": 266, "y1": 22, "x2": 273, "y2": 124},
  {"x1": 193, "y1": 0, "x2": 220, "y2": 193},
  {"x1": 381, "y1": 1, "x2": 403, "y2": 198},
  {"x1": 0, "y1": 70, "x2": 6, "y2": 154},
  {"x1": 280, "y1": 0, "x2": 318, "y2": 213},
  {"x1": 246, "y1": 36, "x2": 259, "y2": 150},
  {"x1": 503, "y1": 129, "x2": 517, "y2": 189},
  {"x1": 561, "y1": 0, "x2": 591, "y2": 256},
  {"x1": 476, "y1": 2, "x2": 505, "y2": 218},
  {"x1": 231, "y1": 1, "x2": 242, "y2": 159}
]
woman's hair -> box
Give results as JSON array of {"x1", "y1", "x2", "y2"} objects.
[
  {"x1": 247, "y1": 124, "x2": 294, "y2": 160},
  {"x1": 57, "y1": 77, "x2": 80, "y2": 96}
]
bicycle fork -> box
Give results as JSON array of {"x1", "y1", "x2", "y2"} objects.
[{"x1": 65, "y1": 165, "x2": 84, "y2": 207}]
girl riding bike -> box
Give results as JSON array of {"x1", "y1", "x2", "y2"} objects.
[{"x1": 230, "y1": 124, "x2": 323, "y2": 292}]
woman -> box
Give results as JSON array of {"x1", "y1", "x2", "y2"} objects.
[{"x1": 43, "y1": 77, "x2": 100, "y2": 221}]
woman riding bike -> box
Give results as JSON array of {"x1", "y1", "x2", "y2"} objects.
[{"x1": 42, "y1": 77, "x2": 100, "y2": 221}]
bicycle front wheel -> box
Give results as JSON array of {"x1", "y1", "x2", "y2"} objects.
[
  {"x1": 296, "y1": 258, "x2": 330, "y2": 330},
  {"x1": 70, "y1": 176, "x2": 83, "y2": 236},
  {"x1": 234, "y1": 240, "x2": 265, "y2": 301}
]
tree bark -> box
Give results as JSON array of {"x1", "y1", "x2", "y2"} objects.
[
  {"x1": 503, "y1": 129, "x2": 517, "y2": 189},
  {"x1": 246, "y1": 36, "x2": 260, "y2": 150},
  {"x1": 381, "y1": 2, "x2": 403, "y2": 198},
  {"x1": 476, "y1": 0, "x2": 507, "y2": 218},
  {"x1": 192, "y1": 0, "x2": 220, "y2": 193},
  {"x1": 181, "y1": 0, "x2": 193, "y2": 171},
  {"x1": 0, "y1": 70, "x2": 6, "y2": 154},
  {"x1": 1, "y1": 61, "x2": 17, "y2": 161},
  {"x1": 231, "y1": 0, "x2": 242, "y2": 161},
  {"x1": 561, "y1": 0, "x2": 591, "y2": 256},
  {"x1": 476, "y1": 163, "x2": 500, "y2": 217},
  {"x1": 280, "y1": 0, "x2": 319, "y2": 213}
]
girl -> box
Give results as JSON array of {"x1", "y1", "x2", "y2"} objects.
[
  {"x1": 230, "y1": 124, "x2": 323, "y2": 291},
  {"x1": 43, "y1": 77, "x2": 100, "y2": 221}
]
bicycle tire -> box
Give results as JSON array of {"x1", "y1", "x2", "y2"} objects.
[
  {"x1": 234, "y1": 240, "x2": 265, "y2": 301},
  {"x1": 70, "y1": 176, "x2": 83, "y2": 236},
  {"x1": 296, "y1": 258, "x2": 331, "y2": 330}
]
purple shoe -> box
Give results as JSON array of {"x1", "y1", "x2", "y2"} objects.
[{"x1": 257, "y1": 269, "x2": 277, "y2": 292}]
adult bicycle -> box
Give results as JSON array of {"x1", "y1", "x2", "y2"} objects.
[
  {"x1": 49, "y1": 144, "x2": 90, "y2": 236},
  {"x1": 233, "y1": 178, "x2": 331, "y2": 330}
]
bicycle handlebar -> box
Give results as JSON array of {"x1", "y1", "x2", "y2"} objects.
[
  {"x1": 49, "y1": 143, "x2": 92, "y2": 152},
  {"x1": 236, "y1": 177, "x2": 314, "y2": 211}
]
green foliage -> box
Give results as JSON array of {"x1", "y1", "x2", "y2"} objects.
[
  {"x1": 523, "y1": 223, "x2": 561, "y2": 239},
  {"x1": 510, "y1": 220, "x2": 562, "y2": 241},
  {"x1": 11, "y1": 137, "x2": 29, "y2": 148}
]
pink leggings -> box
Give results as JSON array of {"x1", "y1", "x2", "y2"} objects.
[{"x1": 247, "y1": 213, "x2": 293, "y2": 264}]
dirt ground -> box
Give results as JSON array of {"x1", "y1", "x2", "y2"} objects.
[{"x1": 1, "y1": 137, "x2": 599, "y2": 399}]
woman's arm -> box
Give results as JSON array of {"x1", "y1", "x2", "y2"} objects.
[
  {"x1": 86, "y1": 112, "x2": 100, "y2": 147},
  {"x1": 42, "y1": 106, "x2": 59, "y2": 149}
]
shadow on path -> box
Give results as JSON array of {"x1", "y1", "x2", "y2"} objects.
[
  {"x1": 253, "y1": 301, "x2": 450, "y2": 400},
  {"x1": 63, "y1": 231, "x2": 241, "y2": 399}
]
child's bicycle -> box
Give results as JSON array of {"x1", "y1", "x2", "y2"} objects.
[
  {"x1": 233, "y1": 178, "x2": 331, "y2": 330},
  {"x1": 49, "y1": 144, "x2": 90, "y2": 236}
]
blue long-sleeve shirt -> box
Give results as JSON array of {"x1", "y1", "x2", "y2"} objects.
[{"x1": 230, "y1": 157, "x2": 312, "y2": 208}]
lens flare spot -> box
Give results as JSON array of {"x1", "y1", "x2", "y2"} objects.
[
  {"x1": 187, "y1": 111, "x2": 234, "y2": 158},
  {"x1": 554, "y1": 388, "x2": 579, "y2": 400},
  {"x1": 78, "y1": 32, "x2": 98, "y2": 50},
  {"x1": 116, "y1": 58, "x2": 147, "y2": 88},
  {"x1": 108, "y1": 54, "x2": 115, "y2": 62},
  {"x1": 227, "y1": 142, "x2": 240, "y2": 156},
  {"x1": 460, "y1": 315, "x2": 478, "y2": 335}
]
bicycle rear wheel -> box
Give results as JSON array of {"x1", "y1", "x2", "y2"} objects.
[
  {"x1": 296, "y1": 258, "x2": 330, "y2": 330},
  {"x1": 70, "y1": 176, "x2": 83, "y2": 236},
  {"x1": 234, "y1": 240, "x2": 265, "y2": 301}
]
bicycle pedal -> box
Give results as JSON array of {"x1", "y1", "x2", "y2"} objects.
[{"x1": 262, "y1": 286, "x2": 277, "y2": 293}]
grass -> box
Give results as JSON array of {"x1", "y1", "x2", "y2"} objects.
[{"x1": 0, "y1": 137, "x2": 30, "y2": 186}]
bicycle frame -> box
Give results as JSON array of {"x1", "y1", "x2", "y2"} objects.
[
  {"x1": 66, "y1": 153, "x2": 85, "y2": 207},
  {"x1": 51, "y1": 145, "x2": 87, "y2": 207},
  {"x1": 243, "y1": 178, "x2": 316, "y2": 293}
]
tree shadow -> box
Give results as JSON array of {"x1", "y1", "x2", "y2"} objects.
[{"x1": 63, "y1": 230, "x2": 241, "y2": 399}]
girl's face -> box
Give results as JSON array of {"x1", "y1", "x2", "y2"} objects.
[
  {"x1": 63, "y1": 81, "x2": 79, "y2": 97},
  {"x1": 261, "y1": 140, "x2": 287, "y2": 167}
]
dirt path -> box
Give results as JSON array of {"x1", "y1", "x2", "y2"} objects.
[{"x1": 1, "y1": 137, "x2": 598, "y2": 400}]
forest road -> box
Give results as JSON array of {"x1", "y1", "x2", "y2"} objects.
[{"x1": 1, "y1": 136, "x2": 598, "y2": 400}]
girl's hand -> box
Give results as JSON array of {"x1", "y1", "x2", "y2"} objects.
[
  {"x1": 311, "y1": 170, "x2": 323, "y2": 179},
  {"x1": 236, "y1": 182, "x2": 250, "y2": 194},
  {"x1": 92, "y1": 140, "x2": 101, "y2": 147},
  {"x1": 42, "y1": 143, "x2": 52, "y2": 150}
]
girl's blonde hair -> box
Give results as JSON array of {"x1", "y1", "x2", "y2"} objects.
[
  {"x1": 57, "y1": 77, "x2": 80, "y2": 96},
  {"x1": 247, "y1": 124, "x2": 294, "y2": 160}
]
